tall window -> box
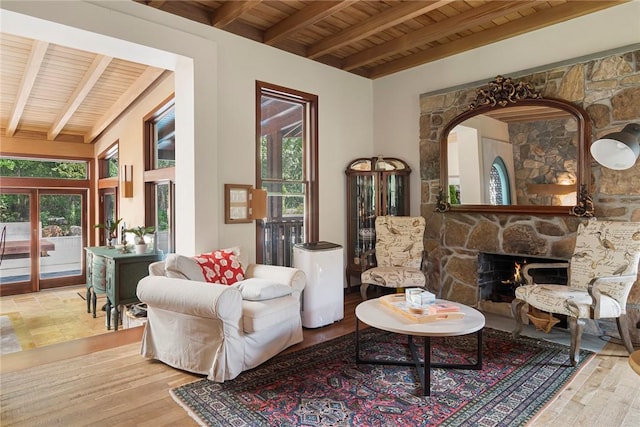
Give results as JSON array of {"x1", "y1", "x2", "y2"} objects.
[
  {"x1": 256, "y1": 81, "x2": 318, "y2": 266},
  {"x1": 97, "y1": 143, "x2": 119, "y2": 246},
  {"x1": 144, "y1": 97, "x2": 175, "y2": 256}
]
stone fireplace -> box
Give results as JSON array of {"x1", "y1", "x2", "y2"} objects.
[
  {"x1": 477, "y1": 252, "x2": 568, "y2": 322},
  {"x1": 418, "y1": 47, "x2": 640, "y2": 343}
]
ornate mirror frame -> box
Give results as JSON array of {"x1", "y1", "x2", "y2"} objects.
[{"x1": 437, "y1": 76, "x2": 593, "y2": 217}]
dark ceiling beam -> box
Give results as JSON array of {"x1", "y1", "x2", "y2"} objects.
[
  {"x1": 264, "y1": 1, "x2": 353, "y2": 45},
  {"x1": 368, "y1": 1, "x2": 623, "y2": 79},
  {"x1": 342, "y1": 0, "x2": 538, "y2": 72},
  {"x1": 307, "y1": 0, "x2": 452, "y2": 59},
  {"x1": 146, "y1": 1, "x2": 167, "y2": 8},
  {"x1": 211, "y1": 0, "x2": 263, "y2": 28}
]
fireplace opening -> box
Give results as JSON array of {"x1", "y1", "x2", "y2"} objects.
[{"x1": 478, "y1": 252, "x2": 568, "y2": 304}]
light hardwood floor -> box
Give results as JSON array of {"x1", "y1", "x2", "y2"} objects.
[
  {"x1": 1, "y1": 288, "x2": 639, "y2": 426},
  {"x1": 0, "y1": 285, "x2": 110, "y2": 350}
]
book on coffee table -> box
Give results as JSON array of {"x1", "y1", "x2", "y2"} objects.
[{"x1": 379, "y1": 294, "x2": 465, "y2": 323}]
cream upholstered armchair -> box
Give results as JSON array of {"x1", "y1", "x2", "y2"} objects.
[
  {"x1": 137, "y1": 248, "x2": 305, "y2": 382},
  {"x1": 360, "y1": 216, "x2": 426, "y2": 300},
  {"x1": 512, "y1": 219, "x2": 640, "y2": 366}
]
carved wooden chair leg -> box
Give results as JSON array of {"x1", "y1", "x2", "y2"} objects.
[
  {"x1": 568, "y1": 317, "x2": 585, "y2": 366},
  {"x1": 511, "y1": 298, "x2": 527, "y2": 339},
  {"x1": 616, "y1": 315, "x2": 636, "y2": 354},
  {"x1": 360, "y1": 283, "x2": 369, "y2": 301}
]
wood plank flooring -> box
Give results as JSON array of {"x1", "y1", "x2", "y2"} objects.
[
  {"x1": 0, "y1": 285, "x2": 109, "y2": 351},
  {"x1": 1, "y1": 288, "x2": 639, "y2": 426}
]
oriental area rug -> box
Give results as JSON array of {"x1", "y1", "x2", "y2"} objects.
[{"x1": 170, "y1": 328, "x2": 594, "y2": 427}]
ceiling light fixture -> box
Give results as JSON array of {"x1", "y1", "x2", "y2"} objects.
[{"x1": 590, "y1": 123, "x2": 640, "y2": 170}]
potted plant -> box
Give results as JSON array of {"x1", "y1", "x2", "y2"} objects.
[
  {"x1": 94, "y1": 218, "x2": 123, "y2": 248},
  {"x1": 125, "y1": 225, "x2": 156, "y2": 254}
]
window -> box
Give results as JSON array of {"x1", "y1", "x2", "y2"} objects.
[
  {"x1": 98, "y1": 144, "x2": 119, "y2": 179},
  {"x1": 0, "y1": 157, "x2": 87, "y2": 180},
  {"x1": 489, "y1": 157, "x2": 511, "y2": 206},
  {"x1": 256, "y1": 82, "x2": 318, "y2": 266},
  {"x1": 144, "y1": 97, "x2": 176, "y2": 256}
]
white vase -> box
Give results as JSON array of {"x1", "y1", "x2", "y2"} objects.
[{"x1": 134, "y1": 243, "x2": 147, "y2": 254}]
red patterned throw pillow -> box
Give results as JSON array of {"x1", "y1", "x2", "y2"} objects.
[{"x1": 193, "y1": 249, "x2": 245, "y2": 285}]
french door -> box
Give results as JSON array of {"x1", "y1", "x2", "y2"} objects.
[{"x1": 0, "y1": 188, "x2": 87, "y2": 295}]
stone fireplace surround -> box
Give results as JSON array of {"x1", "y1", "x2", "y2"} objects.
[{"x1": 419, "y1": 47, "x2": 640, "y2": 343}]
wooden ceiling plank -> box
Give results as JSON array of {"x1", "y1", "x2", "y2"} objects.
[
  {"x1": 6, "y1": 40, "x2": 49, "y2": 137},
  {"x1": 211, "y1": 0, "x2": 264, "y2": 28},
  {"x1": 343, "y1": 0, "x2": 538, "y2": 71},
  {"x1": 85, "y1": 68, "x2": 166, "y2": 143},
  {"x1": 307, "y1": 0, "x2": 453, "y2": 59},
  {"x1": 47, "y1": 55, "x2": 112, "y2": 141},
  {"x1": 368, "y1": 1, "x2": 624, "y2": 78},
  {"x1": 264, "y1": 1, "x2": 353, "y2": 46}
]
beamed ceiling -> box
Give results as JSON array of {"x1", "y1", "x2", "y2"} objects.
[
  {"x1": 136, "y1": 0, "x2": 624, "y2": 78},
  {"x1": 0, "y1": 0, "x2": 625, "y2": 145}
]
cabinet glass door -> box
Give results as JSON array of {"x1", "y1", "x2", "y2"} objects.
[
  {"x1": 350, "y1": 174, "x2": 376, "y2": 265},
  {"x1": 383, "y1": 173, "x2": 408, "y2": 216}
]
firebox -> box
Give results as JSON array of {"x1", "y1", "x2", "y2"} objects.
[{"x1": 477, "y1": 252, "x2": 568, "y2": 304}]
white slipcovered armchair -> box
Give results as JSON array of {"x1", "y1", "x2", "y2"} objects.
[
  {"x1": 136, "y1": 248, "x2": 305, "y2": 382},
  {"x1": 512, "y1": 219, "x2": 640, "y2": 366}
]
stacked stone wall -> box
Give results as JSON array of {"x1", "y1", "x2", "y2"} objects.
[{"x1": 419, "y1": 48, "x2": 640, "y2": 341}]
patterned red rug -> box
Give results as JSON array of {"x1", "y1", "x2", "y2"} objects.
[{"x1": 170, "y1": 328, "x2": 594, "y2": 426}]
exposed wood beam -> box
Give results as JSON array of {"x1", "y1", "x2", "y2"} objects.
[
  {"x1": 6, "y1": 40, "x2": 49, "y2": 137},
  {"x1": 307, "y1": 0, "x2": 452, "y2": 59},
  {"x1": 48, "y1": 55, "x2": 112, "y2": 141},
  {"x1": 264, "y1": 1, "x2": 353, "y2": 46},
  {"x1": 85, "y1": 68, "x2": 167, "y2": 143},
  {"x1": 211, "y1": 0, "x2": 263, "y2": 28},
  {"x1": 147, "y1": 1, "x2": 167, "y2": 8},
  {"x1": 343, "y1": 0, "x2": 537, "y2": 71},
  {"x1": 368, "y1": 1, "x2": 623, "y2": 78}
]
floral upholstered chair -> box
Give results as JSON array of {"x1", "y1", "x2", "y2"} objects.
[
  {"x1": 512, "y1": 219, "x2": 640, "y2": 365},
  {"x1": 360, "y1": 216, "x2": 426, "y2": 300}
]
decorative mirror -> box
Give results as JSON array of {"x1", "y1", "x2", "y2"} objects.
[{"x1": 437, "y1": 76, "x2": 593, "y2": 216}]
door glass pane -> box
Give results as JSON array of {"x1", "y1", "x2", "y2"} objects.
[
  {"x1": 155, "y1": 182, "x2": 171, "y2": 255},
  {"x1": 353, "y1": 175, "x2": 376, "y2": 261},
  {"x1": 0, "y1": 193, "x2": 32, "y2": 284},
  {"x1": 38, "y1": 194, "x2": 83, "y2": 279},
  {"x1": 99, "y1": 192, "x2": 117, "y2": 246},
  {"x1": 386, "y1": 174, "x2": 406, "y2": 216}
]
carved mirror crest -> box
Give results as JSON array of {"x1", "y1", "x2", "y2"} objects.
[{"x1": 438, "y1": 76, "x2": 593, "y2": 217}]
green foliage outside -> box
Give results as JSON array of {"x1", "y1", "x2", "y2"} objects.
[
  {"x1": 0, "y1": 158, "x2": 87, "y2": 179},
  {"x1": 0, "y1": 158, "x2": 86, "y2": 234},
  {"x1": 260, "y1": 136, "x2": 305, "y2": 216}
]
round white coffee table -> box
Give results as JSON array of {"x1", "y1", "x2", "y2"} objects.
[{"x1": 355, "y1": 298, "x2": 485, "y2": 396}]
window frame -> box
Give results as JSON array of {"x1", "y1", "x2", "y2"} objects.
[
  {"x1": 144, "y1": 95, "x2": 176, "y2": 255},
  {"x1": 255, "y1": 81, "x2": 319, "y2": 264}
]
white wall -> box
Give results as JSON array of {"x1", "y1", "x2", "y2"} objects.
[
  {"x1": 372, "y1": 1, "x2": 640, "y2": 216},
  {"x1": 0, "y1": 0, "x2": 373, "y2": 263}
]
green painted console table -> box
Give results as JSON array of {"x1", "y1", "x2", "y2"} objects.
[{"x1": 85, "y1": 247, "x2": 160, "y2": 331}]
